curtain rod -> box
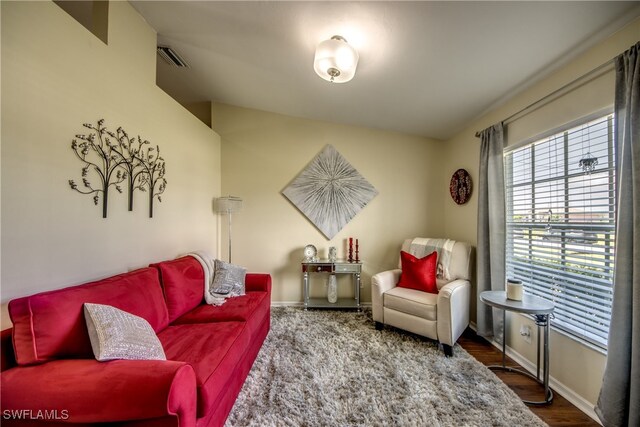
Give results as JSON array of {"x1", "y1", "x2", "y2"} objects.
[{"x1": 475, "y1": 58, "x2": 615, "y2": 138}]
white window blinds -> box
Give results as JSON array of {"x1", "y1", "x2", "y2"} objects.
[{"x1": 504, "y1": 114, "x2": 615, "y2": 348}]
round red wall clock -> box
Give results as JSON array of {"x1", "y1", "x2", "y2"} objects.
[{"x1": 449, "y1": 169, "x2": 472, "y2": 205}]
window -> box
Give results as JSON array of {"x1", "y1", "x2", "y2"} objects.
[{"x1": 504, "y1": 114, "x2": 615, "y2": 349}]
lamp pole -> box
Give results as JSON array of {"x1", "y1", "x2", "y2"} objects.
[
  {"x1": 215, "y1": 196, "x2": 242, "y2": 264},
  {"x1": 227, "y1": 208, "x2": 232, "y2": 263}
]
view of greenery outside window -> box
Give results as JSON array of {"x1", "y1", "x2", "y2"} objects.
[{"x1": 504, "y1": 114, "x2": 615, "y2": 349}]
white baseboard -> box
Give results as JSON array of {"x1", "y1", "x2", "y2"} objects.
[
  {"x1": 485, "y1": 337, "x2": 601, "y2": 425},
  {"x1": 270, "y1": 301, "x2": 303, "y2": 307},
  {"x1": 270, "y1": 301, "x2": 372, "y2": 308}
]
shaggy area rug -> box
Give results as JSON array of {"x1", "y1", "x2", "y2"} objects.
[{"x1": 225, "y1": 307, "x2": 547, "y2": 426}]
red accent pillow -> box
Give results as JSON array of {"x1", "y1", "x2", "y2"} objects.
[
  {"x1": 397, "y1": 251, "x2": 438, "y2": 294},
  {"x1": 150, "y1": 257, "x2": 205, "y2": 324}
]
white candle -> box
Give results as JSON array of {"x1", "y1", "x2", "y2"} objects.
[{"x1": 506, "y1": 279, "x2": 523, "y2": 301}]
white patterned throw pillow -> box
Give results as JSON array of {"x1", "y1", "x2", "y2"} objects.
[
  {"x1": 83, "y1": 303, "x2": 166, "y2": 362},
  {"x1": 209, "y1": 259, "x2": 246, "y2": 298}
]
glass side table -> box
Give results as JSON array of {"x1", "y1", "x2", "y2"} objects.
[
  {"x1": 302, "y1": 260, "x2": 361, "y2": 310},
  {"x1": 480, "y1": 290, "x2": 555, "y2": 405}
]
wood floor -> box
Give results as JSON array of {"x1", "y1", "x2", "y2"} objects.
[{"x1": 457, "y1": 329, "x2": 600, "y2": 426}]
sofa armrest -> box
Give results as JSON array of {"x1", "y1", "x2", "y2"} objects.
[
  {"x1": 436, "y1": 279, "x2": 471, "y2": 346},
  {"x1": 0, "y1": 359, "x2": 196, "y2": 427},
  {"x1": 246, "y1": 273, "x2": 272, "y2": 293},
  {"x1": 371, "y1": 269, "x2": 401, "y2": 323}
]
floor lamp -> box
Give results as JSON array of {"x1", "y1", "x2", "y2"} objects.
[{"x1": 214, "y1": 196, "x2": 243, "y2": 263}]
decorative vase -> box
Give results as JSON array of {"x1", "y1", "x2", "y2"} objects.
[
  {"x1": 328, "y1": 246, "x2": 337, "y2": 262},
  {"x1": 327, "y1": 274, "x2": 338, "y2": 303}
]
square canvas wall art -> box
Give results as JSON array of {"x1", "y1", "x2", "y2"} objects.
[{"x1": 282, "y1": 145, "x2": 378, "y2": 239}]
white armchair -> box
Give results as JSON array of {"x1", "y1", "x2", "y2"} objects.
[{"x1": 371, "y1": 238, "x2": 473, "y2": 356}]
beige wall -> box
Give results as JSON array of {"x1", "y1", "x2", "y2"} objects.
[
  {"x1": 0, "y1": 1, "x2": 222, "y2": 328},
  {"x1": 442, "y1": 17, "x2": 639, "y2": 411},
  {"x1": 211, "y1": 103, "x2": 444, "y2": 304},
  {"x1": 2, "y1": 0, "x2": 637, "y2": 416}
]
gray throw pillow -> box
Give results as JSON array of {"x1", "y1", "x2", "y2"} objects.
[
  {"x1": 210, "y1": 259, "x2": 246, "y2": 298},
  {"x1": 84, "y1": 303, "x2": 166, "y2": 362}
]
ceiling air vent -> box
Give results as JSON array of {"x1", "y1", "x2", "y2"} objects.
[{"x1": 157, "y1": 46, "x2": 189, "y2": 68}]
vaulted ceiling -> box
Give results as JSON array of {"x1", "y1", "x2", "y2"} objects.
[{"x1": 131, "y1": 1, "x2": 640, "y2": 140}]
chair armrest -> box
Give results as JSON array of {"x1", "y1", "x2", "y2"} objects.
[
  {"x1": 371, "y1": 269, "x2": 401, "y2": 323},
  {"x1": 436, "y1": 279, "x2": 471, "y2": 346},
  {"x1": 0, "y1": 359, "x2": 196, "y2": 427},
  {"x1": 246, "y1": 273, "x2": 272, "y2": 293}
]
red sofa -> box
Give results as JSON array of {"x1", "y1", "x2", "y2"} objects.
[{"x1": 0, "y1": 256, "x2": 271, "y2": 427}]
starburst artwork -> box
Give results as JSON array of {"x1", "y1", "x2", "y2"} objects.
[{"x1": 282, "y1": 145, "x2": 378, "y2": 239}]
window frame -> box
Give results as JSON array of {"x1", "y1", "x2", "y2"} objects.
[{"x1": 503, "y1": 108, "x2": 615, "y2": 350}]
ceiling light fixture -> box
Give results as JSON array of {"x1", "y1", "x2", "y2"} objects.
[{"x1": 313, "y1": 35, "x2": 359, "y2": 83}]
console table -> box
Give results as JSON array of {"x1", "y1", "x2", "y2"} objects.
[
  {"x1": 302, "y1": 260, "x2": 361, "y2": 310},
  {"x1": 479, "y1": 290, "x2": 555, "y2": 405}
]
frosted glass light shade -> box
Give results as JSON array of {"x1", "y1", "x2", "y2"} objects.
[
  {"x1": 313, "y1": 36, "x2": 359, "y2": 83},
  {"x1": 214, "y1": 196, "x2": 242, "y2": 214}
]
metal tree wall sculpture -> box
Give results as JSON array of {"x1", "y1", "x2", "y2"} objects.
[
  {"x1": 68, "y1": 119, "x2": 126, "y2": 218},
  {"x1": 136, "y1": 144, "x2": 166, "y2": 218},
  {"x1": 106, "y1": 127, "x2": 147, "y2": 211},
  {"x1": 68, "y1": 119, "x2": 167, "y2": 218}
]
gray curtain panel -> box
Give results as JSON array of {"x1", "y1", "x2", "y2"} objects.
[
  {"x1": 596, "y1": 41, "x2": 640, "y2": 427},
  {"x1": 476, "y1": 122, "x2": 506, "y2": 340}
]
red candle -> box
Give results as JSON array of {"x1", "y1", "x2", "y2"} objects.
[{"x1": 349, "y1": 237, "x2": 352, "y2": 245}]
